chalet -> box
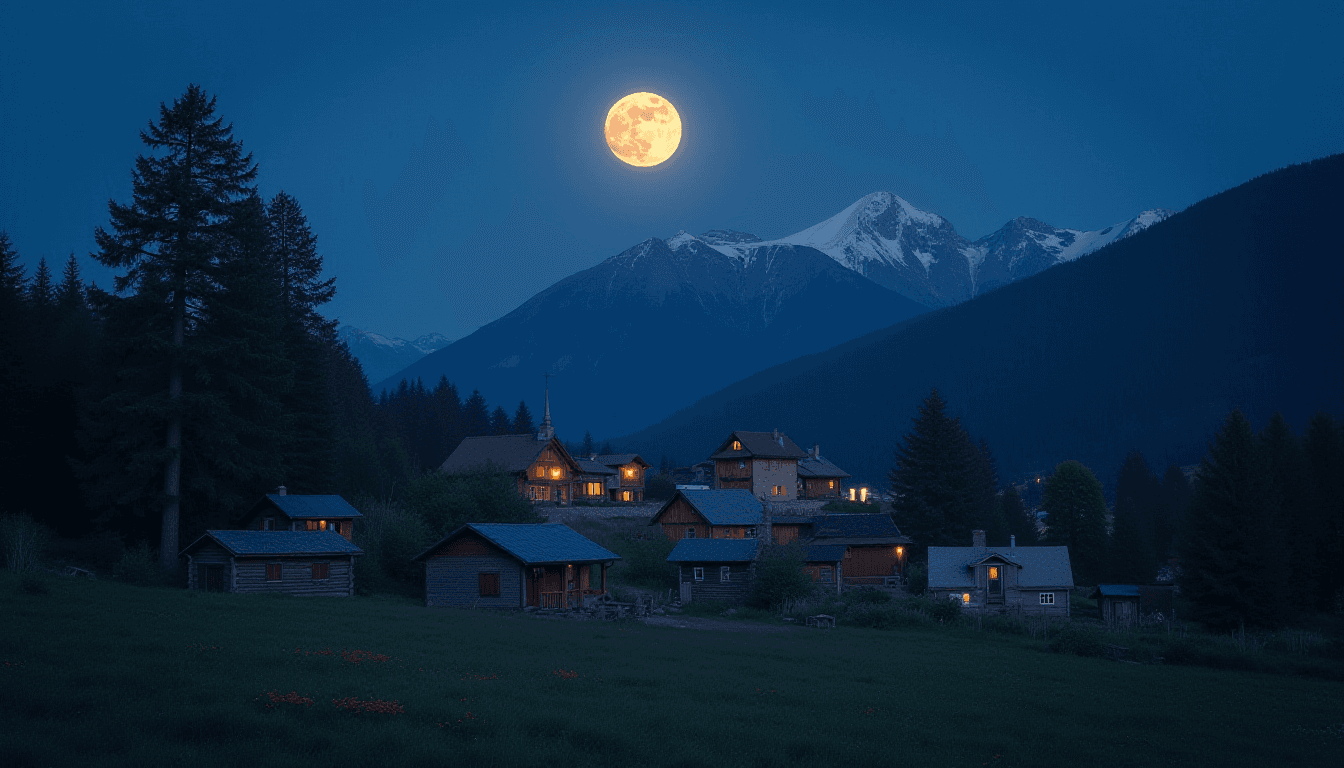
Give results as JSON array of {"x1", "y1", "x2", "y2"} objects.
[
  {"x1": 668, "y1": 538, "x2": 759, "y2": 604},
  {"x1": 796, "y1": 445, "x2": 850, "y2": 499},
  {"x1": 235, "y1": 488, "x2": 361, "y2": 540},
  {"x1": 574, "y1": 458, "x2": 618, "y2": 502},
  {"x1": 807, "y1": 514, "x2": 910, "y2": 585},
  {"x1": 927, "y1": 530, "x2": 1074, "y2": 616},
  {"x1": 710, "y1": 430, "x2": 807, "y2": 500},
  {"x1": 649, "y1": 489, "x2": 763, "y2": 541},
  {"x1": 592, "y1": 454, "x2": 651, "y2": 502},
  {"x1": 413, "y1": 523, "x2": 620, "y2": 609},
  {"x1": 180, "y1": 530, "x2": 362, "y2": 596}
]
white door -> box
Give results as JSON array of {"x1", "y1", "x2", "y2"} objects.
[{"x1": 679, "y1": 581, "x2": 692, "y2": 603}]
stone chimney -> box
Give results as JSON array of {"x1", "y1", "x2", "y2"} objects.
[
  {"x1": 276, "y1": 485, "x2": 287, "y2": 496},
  {"x1": 1010, "y1": 535, "x2": 1016, "y2": 548},
  {"x1": 812, "y1": 444, "x2": 820, "y2": 459},
  {"x1": 972, "y1": 529, "x2": 986, "y2": 548},
  {"x1": 761, "y1": 498, "x2": 773, "y2": 545}
]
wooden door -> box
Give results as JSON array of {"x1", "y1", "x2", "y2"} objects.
[
  {"x1": 527, "y1": 567, "x2": 544, "y2": 607},
  {"x1": 204, "y1": 564, "x2": 225, "y2": 592},
  {"x1": 680, "y1": 581, "x2": 692, "y2": 603}
]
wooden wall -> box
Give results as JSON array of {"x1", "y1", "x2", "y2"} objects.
[
  {"x1": 678, "y1": 562, "x2": 754, "y2": 604},
  {"x1": 844, "y1": 546, "x2": 900, "y2": 579},
  {"x1": 424, "y1": 548, "x2": 524, "y2": 608},
  {"x1": 186, "y1": 543, "x2": 231, "y2": 591},
  {"x1": 771, "y1": 525, "x2": 803, "y2": 545},
  {"x1": 657, "y1": 497, "x2": 710, "y2": 541},
  {"x1": 234, "y1": 557, "x2": 355, "y2": 597}
]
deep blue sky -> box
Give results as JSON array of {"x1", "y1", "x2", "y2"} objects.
[{"x1": 2, "y1": 1, "x2": 1340, "y2": 340}]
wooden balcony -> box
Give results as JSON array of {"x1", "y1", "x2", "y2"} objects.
[{"x1": 537, "y1": 588, "x2": 606, "y2": 609}]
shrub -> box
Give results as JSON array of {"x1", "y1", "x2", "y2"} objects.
[
  {"x1": 904, "y1": 564, "x2": 927, "y2": 596},
  {"x1": 845, "y1": 587, "x2": 892, "y2": 606},
  {"x1": 749, "y1": 544, "x2": 813, "y2": 611},
  {"x1": 112, "y1": 543, "x2": 166, "y2": 586},
  {"x1": 841, "y1": 605, "x2": 933, "y2": 630},
  {"x1": 925, "y1": 596, "x2": 962, "y2": 623},
  {"x1": 0, "y1": 514, "x2": 50, "y2": 572},
  {"x1": 352, "y1": 499, "x2": 436, "y2": 584},
  {"x1": 1047, "y1": 623, "x2": 1108, "y2": 657},
  {"x1": 402, "y1": 468, "x2": 542, "y2": 535},
  {"x1": 609, "y1": 536, "x2": 677, "y2": 590}
]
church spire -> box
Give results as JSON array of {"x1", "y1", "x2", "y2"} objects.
[{"x1": 537, "y1": 373, "x2": 554, "y2": 441}]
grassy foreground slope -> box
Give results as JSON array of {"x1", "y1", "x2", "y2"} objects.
[{"x1": 2, "y1": 574, "x2": 1341, "y2": 767}]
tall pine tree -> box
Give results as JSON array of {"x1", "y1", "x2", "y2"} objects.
[
  {"x1": 490, "y1": 406, "x2": 511, "y2": 435},
  {"x1": 1303, "y1": 412, "x2": 1344, "y2": 611},
  {"x1": 92, "y1": 84, "x2": 258, "y2": 568},
  {"x1": 1041, "y1": 460, "x2": 1108, "y2": 584},
  {"x1": 1110, "y1": 450, "x2": 1159, "y2": 583},
  {"x1": 512, "y1": 400, "x2": 535, "y2": 435},
  {"x1": 889, "y1": 389, "x2": 980, "y2": 556}
]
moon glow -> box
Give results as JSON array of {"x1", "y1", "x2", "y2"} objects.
[{"x1": 604, "y1": 92, "x2": 681, "y2": 167}]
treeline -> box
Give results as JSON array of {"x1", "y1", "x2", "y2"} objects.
[{"x1": 0, "y1": 85, "x2": 530, "y2": 569}]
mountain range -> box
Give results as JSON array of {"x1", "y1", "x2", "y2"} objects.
[
  {"x1": 338, "y1": 326, "x2": 453, "y2": 383},
  {"x1": 377, "y1": 192, "x2": 1174, "y2": 437},
  {"x1": 615, "y1": 155, "x2": 1344, "y2": 488}
]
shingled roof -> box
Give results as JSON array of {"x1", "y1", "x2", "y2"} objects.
[
  {"x1": 592, "y1": 454, "x2": 649, "y2": 468},
  {"x1": 650, "y1": 489, "x2": 763, "y2": 526},
  {"x1": 667, "y1": 538, "x2": 760, "y2": 563},
  {"x1": 797, "y1": 455, "x2": 851, "y2": 479},
  {"x1": 927, "y1": 546, "x2": 1075, "y2": 589},
  {"x1": 809, "y1": 514, "x2": 905, "y2": 540},
  {"x1": 253, "y1": 494, "x2": 362, "y2": 520},
  {"x1": 574, "y1": 458, "x2": 617, "y2": 476},
  {"x1": 180, "y1": 530, "x2": 363, "y2": 558},
  {"x1": 438, "y1": 435, "x2": 578, "y2": 475},
  {"x1": 803, "y1": 543, "x2": 847, "y2": 563},
  {"x1": 709, "y1": 431, "x2": 808, "y2": 460},
  {"x1": 413, "y1": 523, "x2": 620, "y2": 565}
]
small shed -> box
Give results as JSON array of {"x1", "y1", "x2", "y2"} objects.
[
  {"x1": 413, "y1": 523, "x2": 620, "y2": 609},
  {"x1": 667, "y1": 538, "x2": 759, "y2": 604},
  {"x1": 235, "y1": 490, "x2": 362, "y2": 540},
  {"x1": 180, "y1": 530, "x2": 362, "y2": 596},
  {"x1": 1091, "y1": 584, "x2": 1141, "y2": 628},
  {"x1": 803, "y1": 543, "x2": 846, "y2": 594}
]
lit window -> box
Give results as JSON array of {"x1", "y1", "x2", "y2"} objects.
[
  {"x1": 319, "y1": 520, "x2": 327, "y2": 531},
  {"x1": 988, "y1": 566, "x2": 999, "y2": 580},
  {"x1": 622, "y1": 491, "x2": 631, "y2": 501},
  {"x1": 732, "y1": 440, "x2": 741, "y2": 451},
  {"x1": 962, "y1": 593, "x2": 971, "y2": 604},
  {"x1": 693, "y1": 567, "x2": 704, "y2": 581},
  {"x1": 536, "y1": 466, "x2": 545, "y2": 478},
  {"x1": 828, "y1": 480, "x2": 834, "y2": 489},
  {"x1": 719, "y1": 566, "x2": 731, "y2": 582},
  {"x1": 551, "y1": 467, "x2": 562, "y2": 479},
  {"x1": 625, "y1": 468, "x2": 635, "y2": 478},
  {"x1": 1040, "y1": 592, "x2": 1055, "y2": 605}
]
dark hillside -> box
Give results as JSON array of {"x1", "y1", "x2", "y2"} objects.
[{"x1": 618, "y1": 155, "x2": 1344, "y2": 486}]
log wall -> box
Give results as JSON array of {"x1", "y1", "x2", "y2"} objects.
[
  {"x1": 678, "y1": 562, "x2": 754, "y2": 604},
  {"x1": 233, "y1": 557, "x2": 355, "y2": 597},
  {"x1": 186, "y1": 543, "x2": 231, "y2": 590},
  {"x1": 424, "y1": 553, "x2": 524, "y2": 608}
]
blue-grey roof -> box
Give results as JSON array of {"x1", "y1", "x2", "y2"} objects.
[
  {"x1": 771, "y1": 515, "x2": 814, "y2": 525},
  {"x1": 415, "y1": 523, "x2": 620, "y2": 565},
  {"x1": 575, "y1": 458, "x2": 617, "y2": 476},
  {"x1": 810, "y1": 514, "x2": 903, "y2": 539},
  {"x1": 927, "y1": 546, "x2": 1074, "y2": 589},
  {"x1": 1093, "y1": 584, "x2": 1141, "y2": 597},
  {"x1": 181, "y1": 530, "x2": 363, "y2": 557},
  {"x1": 261, "y1": 494, "x2": 363, "y2": 519},
  {"x1": 667, "y1": 538, "x2": 760, "y2": 563},
  {"x1": 803, "y1": 544, "x2": 847, "y2": 563},
  {"x1": 666, "y1": 489, "x2": 763, "y2": 525}
]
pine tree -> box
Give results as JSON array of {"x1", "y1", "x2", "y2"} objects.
[
  {"x1": 1041, "y1": 460, "x2": 1108, "y2": 584},
  {"x1": 490, "y1": 406, "x2": 511, "y2": 435},
  {"x1": 91, "y1": 84, "x2": 258, "y2": 569},
  {"x1": 461, "y1": 389, "x2": 490, "y2": 438},
  {"x1": 1303, "y1": 412, "x2": 1343, "y2": 611},
  {"x1": 581, "y1": 430, "x2": 595, "y2": 456},
  {"x1": 972, "y1": 438, "x2": 1007, "y2": 545},
  {"x1": 1178, "y1": 410, "x2": 1289, "y2": 629},
  {"x1": 0, "y1": 233, "x2": 33, "y2": 521},
  {"x1": 266, "y1": 191, "x2": 335, "y2": 328},
  {"x1": 599, "y1": 441, "x2": 615, "y2": 455},
  {"x1": 433, "y1": 377, "x2": 463, "y2": 457},
  {"x1": 1260, "y1": 413, "x2": 1317, "y2": 612},
  {"x1": 27, "y1": 257, "x2": 55, "y2": 322},
  {"x1": 1000, "y1": 485, "x2": 1037, "y2": 544},
  {"x1": 511, "y1": 400, "x2": 535, "y2": 435},
  {"x1": 1158, "y1": 464, "x2": 1192, "y2": 560},
  {"x1": 889, "y1": 389, "x2": 979, "y2": 556},
  {"x1": 1110, "y1": 451, "x2": 1159, "y2": 582}
]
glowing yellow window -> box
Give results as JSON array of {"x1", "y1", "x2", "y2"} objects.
[
  {"x1": 988, "y1": 567, "x2": 999, "y2": 579},
  {"x1": 536, "y1": 466, "x2": 545, "y2": 478},
  {"x1": 962, "y1": 593, "x2": 971, "y2": 604},
  {"x1": 732, "y1": 440, "x2": 741, "y2": 451},
  {"x1": 550, "y1": 467, "x2": 562, "y2": 479}
]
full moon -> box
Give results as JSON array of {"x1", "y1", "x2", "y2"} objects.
[{"x1": 604, "y1": 92, "x2": 681, "y2": 167}]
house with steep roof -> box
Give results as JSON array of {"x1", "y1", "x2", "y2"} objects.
[
  {"x1": 796, "y1": 445, "x2": 851, "y2": 499},
  {"x1": 808, "y1": 514, "x2": 911, "y2": 585},
  {"x1": 574, "y1": 457, "x2": 618, "y2": 502},
  {"x1": 667, "y1": 538, "x2": 759, "y2": 603},
  {"x1": 180, "y1": 530, "x2": 363, "y2": 596},
  {"x1": 649, "y1": 489, "x2": 764, "y2": 541},
  {"x1": 235, "y1": 488, "x2": 362, "y2": 540},
  {"x1": 413, "y1": 523, "x2": 620, "y2": 609},
  {"x1": 592, "y1": 453, "x2": 650, "y2": 501},
  {"x1": 927, "y1": 530, "x2": 1074, "y2": 615},
  {"x1": 710, "y1": 430, "x2": 808, "y2": 500}
]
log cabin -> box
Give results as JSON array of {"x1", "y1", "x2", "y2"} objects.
[
  {"x1": 413, "y1": 523, "x2": 620, "y2": 609},
  {"x1": 807, "y1": 514, "x2": 911, "y2": 585},
  {"x1": 927, "y1": 530, "x2": 1075, "y2": 615},
  {"x1": 710, "y1": 430, "x2": 807, "y2": 500},
  {"x1": 796, "y1": 445, "x2": 851, "y2": 499},
  {"x1": 439, "y1": 434, "x2": 583, "y2": 505},
  {"x1": 180, "y1": 530, "x2": 362, "y2": 596},
  {"x1": 649, "y1": 489, "x2": 764, "y2": 542},
  {"x1": 592, "y1": 453, "x2": 650, "y2": 502},
  {"x1": 667, "y1": 538, "x2": 759, "y2": 604},
  {"x1": 234, "y1": 488, "x2": 362, "y2": 540}
]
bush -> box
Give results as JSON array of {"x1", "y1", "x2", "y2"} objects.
[
  {"x1": 925, "y1": 596, "x2": 962, "y2": 623},
  {"x1": 904, "y1": 564, "x2": 927, "y2": 596},
  {"x1": 645, "y1": 473, "x2": 675, "y2": 500},
  {"x1": 609, "y1": 536, "x2": 677, "y2": 590},
  {"x1": 0, "y1": 514, "x2": 50, "y2": 572},
  {"x1": 1047, "y1": 624, "x2": 1108, "y2": 657},
  {"x1": 841, "y1": 605, "x2": 933, "y2": 630},
  {"x1": 402, "y1": 468, "x2": 542, "y2": 535},
  {"x1": 845, "y1": 587, "x2": 893, "y2": 606},
  {"x1": 352, "y1": 499, "x2": 436, "y2": 585},
  {"x1": 749, "y1": 544, "x2": 813, "y2": 611},
  {"x1": 112, "y1": 543, "x2": 167, "y2": 586},
  {"x1": 819, "y1": 500, "x2": 876, "y2": 514}
]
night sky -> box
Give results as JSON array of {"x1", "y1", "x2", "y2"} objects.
[{"x1": 2, "y1": 1, "x2": 1340, "y2": 341}]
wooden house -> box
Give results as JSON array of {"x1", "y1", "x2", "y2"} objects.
[
  {"x1": 806, "y1": 514, "x2": 910, "y2": 585},
  {"x1": 803, "y1": 543, "x2": 846, "y2": 594},
  {"x1": 796, "y1": 445, "x2": 851, "y2": 499},
  {"x1": 649, "y1": 489, "x2": 763, "y2": 542},
  {"x1": 439, "y1": 435, "x2": 583, "y2": 505},
  {"x1": 574, "y1": 458, "x2": 618, "y2": 502},
  {"x1": 667, "y1": 538, "x2": 759, "y2": 604},
  {"x1": 180, "y1": 530, "x2": 362, "y2": 596},
  {"x1": 592, "y1": 453, "x2": 650, "y2": 501},
  {"x1": 235, "y1": 488, "x2": 362, "y2": 540},
  {"x1": 710, "y1": 430, "x2": 807, "y2": 500},
  {"x1": 927, "y1": 530, "x2": 1074, "y2": 616},
  {"x1": 413, "y1": 523, "x2": 620, "y2": 609}
]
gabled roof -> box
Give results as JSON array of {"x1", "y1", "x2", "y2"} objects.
[
  {"x1": 709, "y1": 431, "x2": 808, "y2": 460},
  {"x1": 809, "y1": 514, "x2": 903, "y2": 539},
  {"x1": 237, "y1": 494, "x2": 363, "y2": 527},
  {"x1": 438, "y1": 435, "x2": 580, "y2": 475},
  {"x1": 413, "y1": 523, "x2": 619, "y2": 565},
  {"x1": 797, "y1": 455, "x2": 851, "y2": 479},
  {"x1": 180, "y1": 530, "x2": 363, "y2": 558},
  {"x1": 1092, "y1": 584, "x2": 1142, "y2": 598},
  {"x1": 574, "y1": 458, "x2": 618, "y2": 476},
  {"x1": 650, "y1": 489, "x2": 763, "y2": 526},
  {"x1": 927, "y1": 546, "x2": 1074, "y2": 589},
  {"x1": 667, "y1": 538, "x2": 759, "y2": 563},
  {"x1": 593, "y1": 454, "x2": 650, "y2": 468},
  {"x1": 803, "y1": 544, "x2": 847, "y2": 563}
]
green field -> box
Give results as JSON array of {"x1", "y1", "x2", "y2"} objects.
[{"x1": 2, "y1": 572, "x2": 1341, "y2": 767}]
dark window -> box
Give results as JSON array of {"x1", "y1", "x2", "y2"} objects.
[
  {"x1": 693, "y1": 567, "x2": 705, "y2": 581},
  {"x1": 266, "y1": 563, "x2": 282, "y2": 581},
  {"x1": 479, "y1": 572, "x2": 501, "y2": 597},
  {"x1": 262, "y1": 518, "x2": 274, "y2": 531},
  {"x1": 719, "y1": 566, "x2": 731, "y2": 582},
  {"x1": 312, "y1": 563, "x2": 329, "y2": 580},
  {"x1": 685, "y1": 527, "x2": 697, "y2": 539},
  {"x1": 819, "y1": 567, "x2": 833, "y2": 582}
]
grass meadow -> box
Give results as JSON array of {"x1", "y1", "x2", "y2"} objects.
[{"x1": 2, "y1": 571, "x2": 1342, "y2": 767}]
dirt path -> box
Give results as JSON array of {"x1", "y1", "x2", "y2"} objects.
[{"x1": 640, "y1": 615, "x2": 797, "y2": 633}]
